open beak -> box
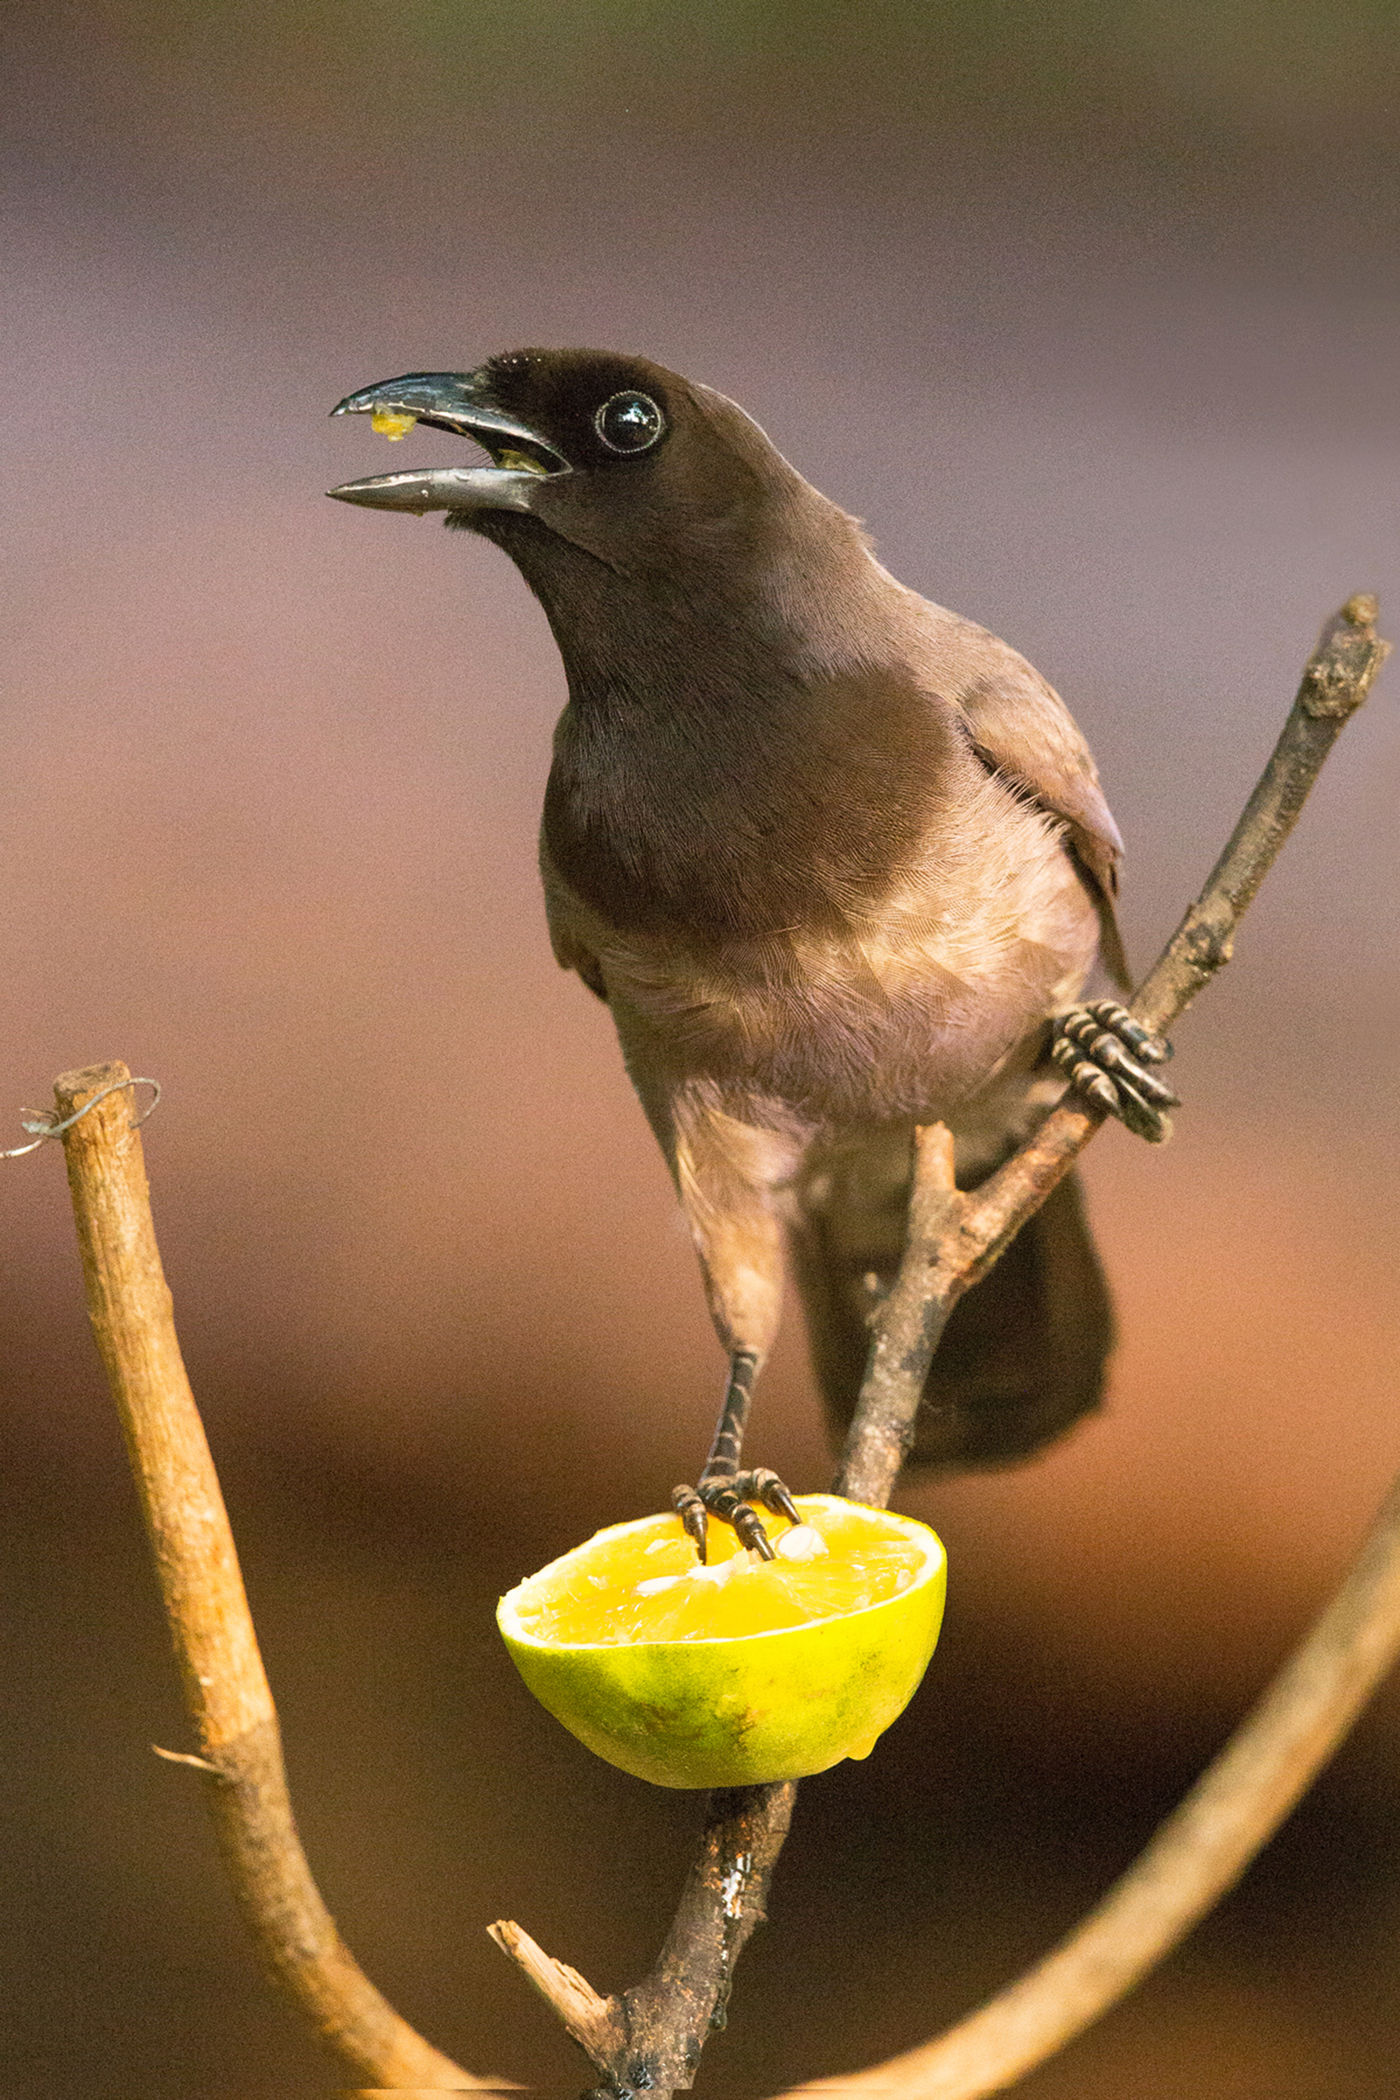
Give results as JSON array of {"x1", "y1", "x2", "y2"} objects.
[{"x1": 327, "y1": 369, "x2": 568, "y2": 515}]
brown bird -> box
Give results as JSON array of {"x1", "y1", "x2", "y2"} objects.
[{"x1": 329, "y1": 350, "x2": 1177, "y2": 1558}]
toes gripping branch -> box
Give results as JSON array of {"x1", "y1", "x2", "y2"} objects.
[{"x1": 1052, "y1": 999, "x2": 1180, "y2": 1142}]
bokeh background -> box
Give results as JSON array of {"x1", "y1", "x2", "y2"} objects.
[{"x1": 2, "y1": 3, "x2": 1399, "y2": 2094}]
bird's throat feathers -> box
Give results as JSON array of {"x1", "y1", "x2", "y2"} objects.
[
  {"x1": 468, "y1": 439, "x2": 972, "y2": 948},
  {"x1": 534, "y1": 567, "x2": 966, "y2": 947}
]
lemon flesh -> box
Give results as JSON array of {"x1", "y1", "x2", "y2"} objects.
[
  {"x1": 497, "y1": 1495, "x2": 946, "y2": 1789},
  {"x1": 371, "y1": 408, "x2": 418, "y2": 440}
]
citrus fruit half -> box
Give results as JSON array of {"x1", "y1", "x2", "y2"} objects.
[{"x1": 496, "y1": 1494, "x2": 946, "y2": 1789}]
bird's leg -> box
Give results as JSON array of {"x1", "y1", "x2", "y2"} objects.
[
  {"x1": 1051, "y1": 1000, "x2": 1180, "y2": 1142},
  {"x1": 674, "y1": 1351, "x2": 802, "y2": 1562},
  {"x1": 621, "y1": 1078, "x2": 805, "y2": 1562}
]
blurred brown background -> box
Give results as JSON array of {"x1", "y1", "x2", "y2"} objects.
[{"x1": 2, "y1": 3, "x2": 1398, "y2": 2094}]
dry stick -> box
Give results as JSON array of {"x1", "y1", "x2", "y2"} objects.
[
  {"x1": 783, "y1": 1464, "x2": 1400, "y2": 2100},
  {"x1": 489, "y1": 1781, "x2": 796, "y2": 2085},
  {"x1": 52, "y1": 1062, "x2": 487, "y2": 2092},
  {"x1": 489, "y1": 595, "x2": 1390, "y2": 2095},
  {"x1": 840, "y1": 592, "x2": 1390, "y2": 1505}
]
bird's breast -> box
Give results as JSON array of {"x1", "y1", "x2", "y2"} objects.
[
  {"x1": 542, "y1": 664, "x2": 965, "y2": 946},
  {"x1": 546, "y1": 759, "x2": 1101, "y2": 1127}
]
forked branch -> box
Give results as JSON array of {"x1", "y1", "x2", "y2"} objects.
[
  {"x1": 490, "y1": 594, "x2": 1391, "y2": 2095},
  {"x1": 782, "y1": 1463, "x2": 1400, "y2": 2100},
  {"x1": 839, "y1": 592, "x2": 1391, "y2": 1506}
]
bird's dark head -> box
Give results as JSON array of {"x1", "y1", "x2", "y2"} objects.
[{"x1": 328, "y1": 348, "x2": 856, "y2": 588}]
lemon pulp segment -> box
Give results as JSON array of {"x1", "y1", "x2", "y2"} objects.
[
  {"x1": 371, "y1": 408, "x2": 418, "y2": 440},
  {"x1": 508, "y1": 1504, "x2": 925, "y2": 1645}
]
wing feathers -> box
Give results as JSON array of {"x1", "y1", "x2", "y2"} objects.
[{"x1": 953, "y1": 650, "x2": 1131, "y2": 992}]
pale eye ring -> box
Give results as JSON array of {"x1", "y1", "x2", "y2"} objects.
[{"x1": 594, "y1": 390, "x2": 666, "y2": 455}]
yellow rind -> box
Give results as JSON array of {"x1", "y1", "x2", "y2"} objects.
[{"x1": 497, "y1": 1495, "x2": 946, "y2": 1789}]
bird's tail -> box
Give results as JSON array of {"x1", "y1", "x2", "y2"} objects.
[{"x1": 789, "y1": 1129, "x2": 1113, "y2": 1467}]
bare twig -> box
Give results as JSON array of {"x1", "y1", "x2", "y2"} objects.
[
  {"x1": 778, "y1": 1466, "x2": 1400, "y2": 2100},
  {"x1": 52, "y1": 1061, "x2": 487, "y2": 2091},
  {"x1": 492, "y1": 1783, "x2": 796, "y2": 2090},
  {"x1": 487, "y1": 1921, "x2": 626, "y2": 2063},
  {"x1": 839, "y1": 592, "x2": 1390, "y2": 1507},
  {"x1": 491, "y1": 596, "x2": 1390, "y2": 2093}
]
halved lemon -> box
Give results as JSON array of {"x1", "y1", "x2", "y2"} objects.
[{"x1": 497, "y1": 1494, "x2": 946, "y2": 1789}]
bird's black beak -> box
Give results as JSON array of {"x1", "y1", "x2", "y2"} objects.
[{"x1": 327, "y1": 369, "x2": 569, "y2": 515}]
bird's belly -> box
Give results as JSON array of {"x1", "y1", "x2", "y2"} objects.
[{"x1": 600, "y1": 863, "x2": 1099, "y2": 1128}]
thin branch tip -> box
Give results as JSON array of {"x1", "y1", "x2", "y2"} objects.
[
  {"x1": 488, "y1": 1921, "x2": 622, "y2": 2060},
  {"x1": 152, "y1": 1743, "x2": 222, "y2": 1776}
]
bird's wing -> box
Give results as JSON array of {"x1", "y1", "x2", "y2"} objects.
[
  {"x1": 540, "y1": 835, "x2": 609, "y2": 999},
  {"x1": 949, "y1": 640, "x2": 1131, "y2": 992}
]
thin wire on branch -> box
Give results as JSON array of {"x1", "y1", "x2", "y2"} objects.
[
  {"x1": 0, "y1": 1072, "x2": 160, "y2": 1156},
  {"x1": 490, "y1": 594, "x2": 1391, "y2": 2096}
]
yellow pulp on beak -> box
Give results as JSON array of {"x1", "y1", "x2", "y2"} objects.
[
  {"x1": 497, "y1": 447, "x2": 550, "y2": 476},
  {"x1": 371, "y1": 409, "x2": 418, "y2": 441}
]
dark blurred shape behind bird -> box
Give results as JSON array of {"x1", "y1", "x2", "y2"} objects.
[{"x1": 329, "y1": 350, "x2": 1176, "y2": 1553}]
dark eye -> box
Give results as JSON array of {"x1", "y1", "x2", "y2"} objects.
[{"x1": 594, "y1": 390, "x2": 666, "y2": 455}]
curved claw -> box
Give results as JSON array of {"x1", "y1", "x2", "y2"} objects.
[
  {"x1": 1084, "y1": 1032, "x2": 1180, "y2": 1106},
  {"x1": 1056, "y1": 1055, "x2": 1119, "y2": 1115},
  {"x1": 674, "y1": 1476, "x2": 780, "y2": 1560},
  {"x1": 1106, "y1": 1074, "x2": 1173, "y2": 1142},
  {"x1": 729, "y1": 1500, "x2": 776, "y2": 1559},
  {"x1": 1084, "y1": 1000, "x2": 1173, "y2": 1063},
  {"x1": 672, "y1": 1484, "x2": 710, "y2": 1563},
  {"x1": 738, "y1": 1468, "x2": 802, "y2": 1526}
]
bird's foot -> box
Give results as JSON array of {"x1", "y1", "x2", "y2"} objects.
[
  {"x1": 672, "y1": 1469, "x2": 801, "y2": 1564},
  {"x1": 1052, "y1": 1000, "x2": 1179, "y2": 1143}
]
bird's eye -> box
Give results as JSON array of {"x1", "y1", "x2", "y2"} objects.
[{"x1": 594, "y1": 391, "x2": 666, "y2": 455}]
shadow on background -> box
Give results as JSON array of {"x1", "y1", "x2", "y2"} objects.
[{"x1": 2, "y1": 4, "x2": 1398, "y2": 2095}]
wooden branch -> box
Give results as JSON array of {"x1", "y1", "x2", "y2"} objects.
[
  {"x1": 780, "y1": 1465, "x2": 1400, "y2": 2100},
  {"x1": 491, "y1": 1784, "x2": 797, "y2": 2091},
  {"x1": 51, "y1": 1062, "x2": 488, "y2": 2092},
  {"x1": 839, "y1": 592, "x2": 1390, "y2": 1506},
  {"x1": 606, "y1": 1783, "x2": 795, "y2": 2081},
  {"x1": 491, "y1": 596, "x2": 1389, "y2": 2094},
  {"x1": 487, "y1": 1920, "x2": 626, "y2": 2063}
]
